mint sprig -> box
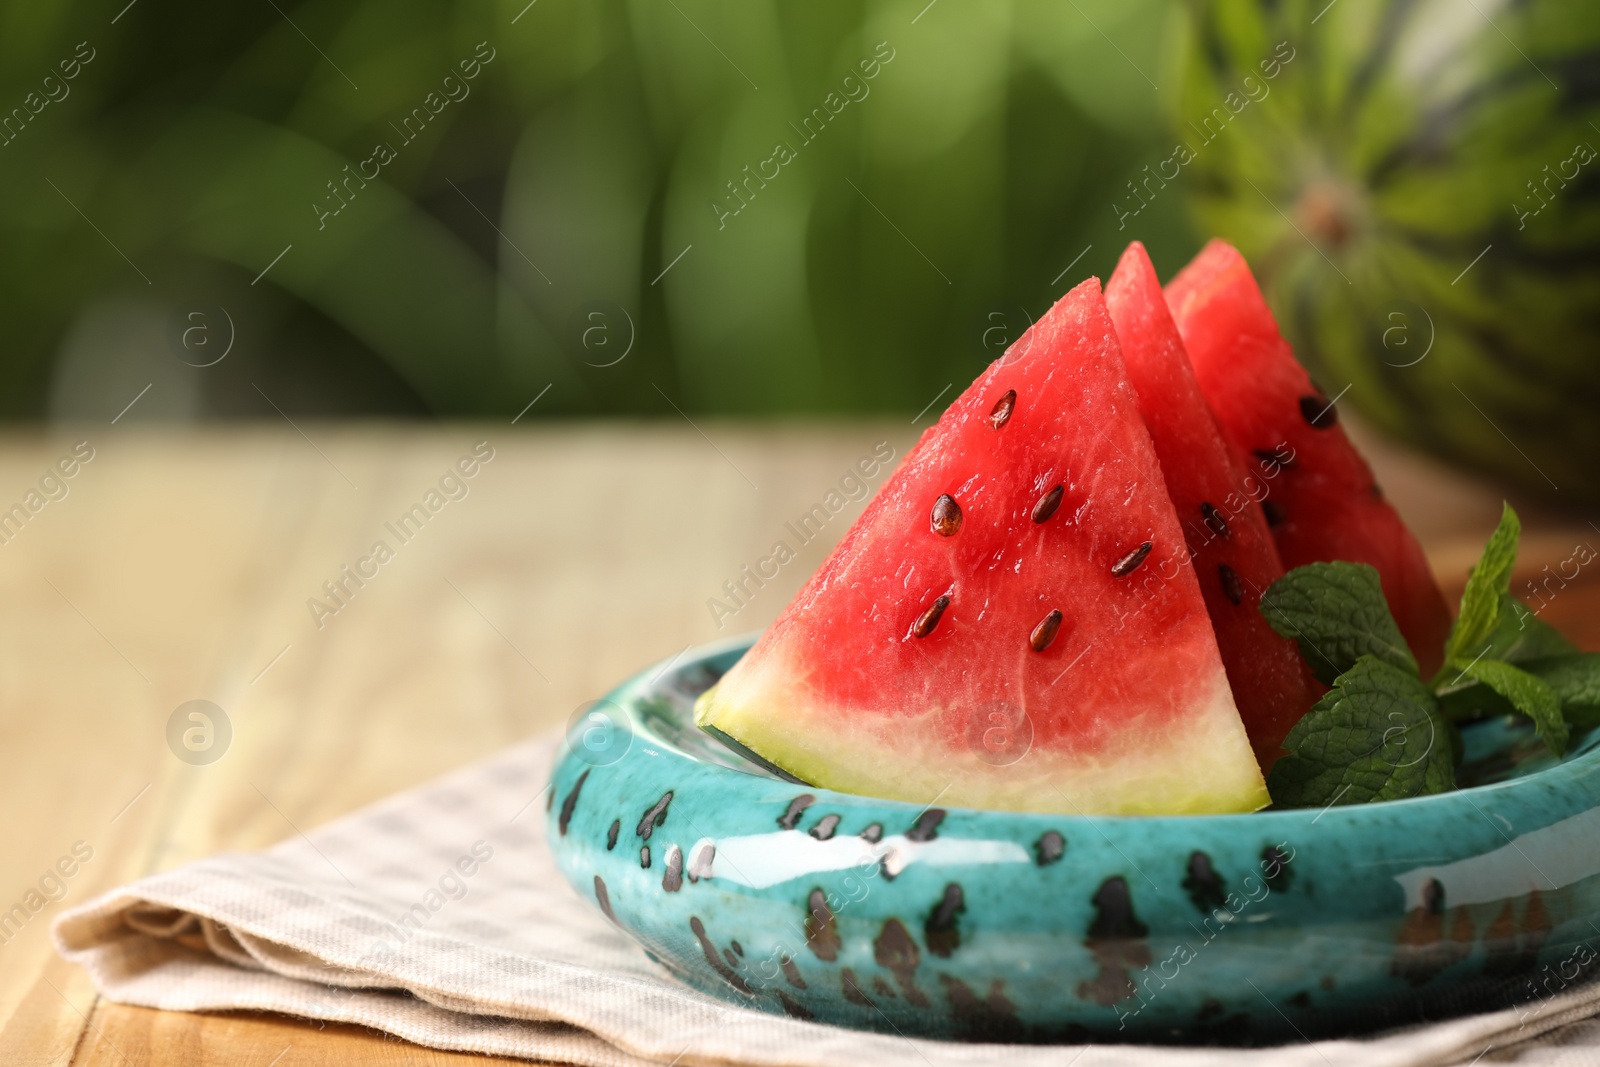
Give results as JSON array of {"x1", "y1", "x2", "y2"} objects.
[
  {"x1": 1442, "y1": 502, "x2": 1521, "y2": 665},
  {"x1": 1524, "y1": 654, "x2": 1600, "y2": 731},
  {"x1": 1267, "y1": 657, "x2": 1455, "y2": 807},
  {"x1": 1259, "y1": 561, "x2": 1417, "y2": 684},
  {"x1": 1481, "y1": 592, "x2": 1578, "y2": 663},
  {"x1": 1452, "y1": 658, "x2": 1567, "y2": 754},
  {"x1": 1260, "y1": 501, "x2": 1595, "y2": 809}
]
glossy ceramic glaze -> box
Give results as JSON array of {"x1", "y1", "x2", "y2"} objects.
[{"x1": 545, "y1": 637, "x2": 1600, "y2": 1044}]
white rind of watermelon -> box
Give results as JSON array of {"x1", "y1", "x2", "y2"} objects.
[
  {"x1": 705, "y1": 646, "x2": 1262, "y2": 815},
  {"x1": 696, "y1": 280, "x2": 1268, "y2": 817}
]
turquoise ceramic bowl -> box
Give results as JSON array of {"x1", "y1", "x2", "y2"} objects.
[{"x1": 546, "y1": 637, "x2": 1600, "y2": 1043}]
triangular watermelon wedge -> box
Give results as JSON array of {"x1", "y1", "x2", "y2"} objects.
[
  {"x1": 695, "y1": 280, "x2": 1269, "y2": 816},
  {"x1": 1106, "y1": 242, "x2": 1322, "y2": 765},
  {"x1": 1165, "y1": 241, "x2": 1452, "y2": 676}
]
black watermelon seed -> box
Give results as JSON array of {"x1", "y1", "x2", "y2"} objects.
[
  {"x1": 931, "y1": 494, "x2": 962, "y2": 537},
  {"x1": 1253, "y1": 446, "x2": 1296, "y2": 471},
  {"x1": 778, "y1": 794, "x2": 815, "y2": 830},
  {"x1": 663, "y1": 845, "x2": 684, "y2": 892},
  {"x1": 1031, "y1": 484, "x2": 1065, "y2": 523},
  {"x1": 1299, "y1": 393, "x2": 1337, "y2": 428},
  {"x1": 1261, "y1": 500, "x2": 1286, "y2": 527},
  {"x1": 640, "y1": 845, "x2": 651, "y2": 869},
  {"x1": 722, "y1": 947, "x2": 740, "y2": 968},
  {"x1": 1219, "y1": 563, "x2": 1244, "y2": 605},
  {"x1": 1111, "y1": 541, "x2": 1154, "y2": 578},
  {"x1": 860, "y1": 823, "x2": 883, "y2": 843},
  {"x1": 907, "y1": 808, "x2": 945, "y2": 842},
  {"x1": 1035, "y1": 830, "x2": 1066, "y2": 866},
  {"x1": 989, "y1": 389, "x2": 1016, "y2": 429},
  {"x1": 731, "y1": 940, "x2": 744, "y2": 956},
  {"x1": 911, "y1": 594, "x2": 951, "y2": 639},
  {"x1": 915, "y1": 598, "x2": 947, "y2": 639},
  {"x1": 809, "y1": 814, "x2": 841, "y2": 841},
  {"x1": 1029, "y1": 609, "x2": 1063, "y2": 652},
  {"x1": 605, "y1": 819, "x2": 620, "y2": 850},
  {"x1": 1200, "y1": 502, "x2": 1230, "y2": 539},
  {"x1": 557, "y1": 770, "x2": 589, "y2": 837}
]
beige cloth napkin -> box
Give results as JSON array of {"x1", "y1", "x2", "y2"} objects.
[{"x1": 53, "y1": 733, "x2": 1600, "y2": 1066}]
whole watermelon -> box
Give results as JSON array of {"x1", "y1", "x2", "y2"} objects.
[{"x1": 1174, "y1": 0, "x2": 1600, "y2": 500}]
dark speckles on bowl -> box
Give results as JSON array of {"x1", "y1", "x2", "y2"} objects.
[
  {"x1": 805, "y1": 888, "x2": 841, "y2": 961},
  {"x1": 778, "y1": 794, "x2": 815, "y2": 830},
  {"x1": 809, "y1": 813, "x2": 842, "y2": 841},
  {"x1": 924, "y1": 883, "x2": 965, "y2": 958},
  {"x1": 906, "y1": 809, "x2": 945, "y2": 842},
  {"x1": 545, "y1": 637, "x2": 1600, "y2": 1043},
  {"x1": 662, "y1": 845, "x2": 684, "y2": 892},
  {"x1": 874, "y1": 918, "x2": 929, "y2": 1006},
  {"x1": 557, "y1": 770, "x2": 588, "y2": 836},
  {"x1": 1035, "y1": 830, "x2": 1065, "y2": 866},
  {"x1": 1183, "y1": 851, "x2": 1227, "y2": 913}
]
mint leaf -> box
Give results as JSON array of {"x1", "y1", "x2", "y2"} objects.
[
  {"x1": 1442, "y1": 503, "x2": 1520, "y2": 668},
  {"x1": 1435, "y1": 680, "x2": 1514, "y2": 724},
  {"x1": 1456, "y1": 658, "x2": 1568, "y2": 755},
  {"x1": 1524, "y1": 653, "x2": 1600, "y2": 732},
  {"x1": 1440, "y1": 601, "x2": 1574, "y2": 726},
  {"x1": 1267, "y1": 657, "x2": 1455, "y2": 808},
  {"x1": 1482, "y1": 593, "x2": 1578, "y2": 663},
  {"x1": 1434, "y1": 614, "x2": 1580, "y2": 725},
  {"x1": 1259, "y1": 562, "x2": 1418, "y2": 685}
]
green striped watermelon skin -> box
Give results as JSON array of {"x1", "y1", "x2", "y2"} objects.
[{"x1": 1175, "y1": 0, "x2": 1600, "y2": 498}]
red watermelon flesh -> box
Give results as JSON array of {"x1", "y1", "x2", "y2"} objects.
[
  {"x1": 1165, "y1": 240, "x2": 1452, "y2": 676},
  {"x1": 695, "y1": 279, "x2": 1268, "y2": 816},
  {"x1": 1106, "y1": 242, "x2": 1322, "y2": 765}
]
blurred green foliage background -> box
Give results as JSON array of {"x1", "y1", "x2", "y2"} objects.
[{"x1": 1, "y1": 0, "x2": 1204, "y2": 421}]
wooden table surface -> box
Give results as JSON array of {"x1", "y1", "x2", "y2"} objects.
[{"x1": 0, "y1": 420, "x2": 1594, "y2": 1066}]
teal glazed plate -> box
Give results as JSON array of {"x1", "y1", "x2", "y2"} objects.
[{"x1": 546, "y1": 637, "x2": 1600, "y2": 1044}]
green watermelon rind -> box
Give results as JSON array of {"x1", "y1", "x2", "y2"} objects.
[{"x1": 1176, "y1": 0, "x2": 1600, "y2": 498}]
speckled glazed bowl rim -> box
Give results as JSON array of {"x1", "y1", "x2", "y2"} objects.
[
  {"x1": 552, "y1": 636, "x2": 1600, "y2": 1043},
  {"x1": 605, "y1": 634, "x2": 1600, "y2": 825}
]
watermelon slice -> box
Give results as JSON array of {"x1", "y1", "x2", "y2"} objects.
[
  {"x1": 695, "y1": 280, "x2": 1269, "y2": 816},
  {"x1": 1105, "y1": 242, "x2": 1322, "y2": 764},
  {"x1": 1165, "y1": 240, "x2": 1452, "y2": 676}
]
